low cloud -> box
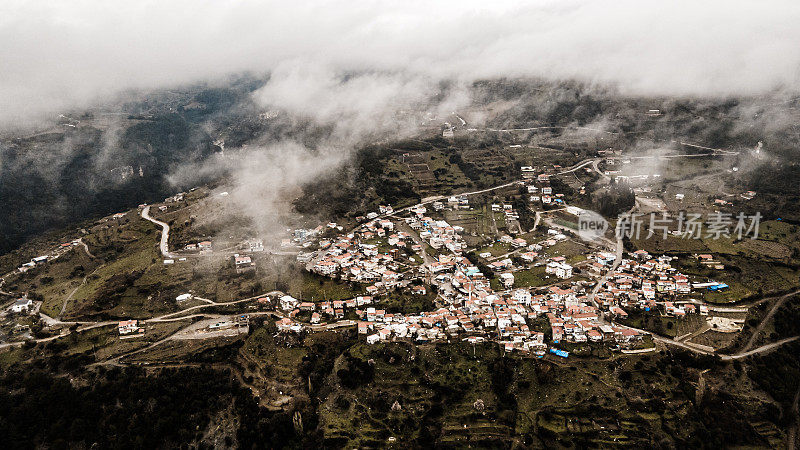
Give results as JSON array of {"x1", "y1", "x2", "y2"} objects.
[
  {"x1": 2, "y1": 0, "x2": 800, "y2": 126},
  {"x1": 167, "y1": 140, "x2": 347, "y2": 239},
  {"x1": 3, "y1": 0, "x2": 799, "y2": 247}
]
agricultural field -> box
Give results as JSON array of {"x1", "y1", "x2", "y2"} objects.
[
  {"x1": 385, "y1": 148, "x2": 473, "y2": 197},
  {"x1": 541, "y1": 240, "x2": 591, "y2": 264},
  {"x1": 443, "y1": 205, "x2": 499, "y2": 241},
  {"x1": 510, "y1": 267, "x2": 551, "y2": 288},
  {"x1": 673, "y1": 255, "x2": 800, "y2": 303},
  {"x1": 7, "y1": 245, "x2": 100, "y2": 318},
  {"x1": 477, "y1": 241, "x2": 514, "y2": 258}
]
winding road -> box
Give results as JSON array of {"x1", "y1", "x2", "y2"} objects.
[
  {"x1": 741, "y1": 290, "x2": 797, "y2": 352},
  {"x1": 141, "y1": 205, "x2": 174, "y2": 258}
]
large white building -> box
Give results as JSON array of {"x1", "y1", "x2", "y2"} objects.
[{"x1": 546, "y1": 261, "x2": 573, "y2": 279}]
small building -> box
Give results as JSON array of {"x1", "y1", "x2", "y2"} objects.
[
  {"x1": 118, "y1": 320, "x2": 143, "y2": 336},
  {"x1": 248, "y1": 239, "x2": 265, "y2": 252},
  {"x1": 280, "y1": 295, "x2": 300, "y2": 311},
  {"x1": 10, "y1": 298, "x2": 33, "y2": 313},
  {"x1": 233, "y1": 254, "x2": 254, "y2": 272}
]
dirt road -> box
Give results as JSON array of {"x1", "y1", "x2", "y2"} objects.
[{"x1": 741, "y1": 290, "x2": 797, "y2": 352}]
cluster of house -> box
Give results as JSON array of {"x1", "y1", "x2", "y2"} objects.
[
  {"x1": 9, "y1": 297, "x2": 33, "y2": 314},
  {"x1": 246, "y1": 239, "x2": 264, "y2": 253},
  {"x1": 183, "y1": 240, "x2": 213, "y2": 253},
  {"x1": 431, "y1": 195, "x2": 469, "y2": 212},
  {"x1": 740, "y1": 190, "x2": 756, "y2": 201},
  {"x1": 309, "y1": 219, "x2": 411, "y2": 291},
  {"x1": 696, "y1": 254, "x2": 725, "y2": 270},
  {"x1": 545, "y1": 256, "x2": 574, "y2": 279},
  {"x1": 164, "y1": 192, "x2": 185, "y2": 204},
  {"x1": 589, "y1": 249, "x2": 712, "y2": 318},
  {"x1": 232, "y1": 254, "x2": 255, "y2": 273},
  {"x1": 353, "y1": 280, "x2": 645, "y2": 353},
  {"x1": 303, "y1": 239, "x2": 643, "y2": 353},
  {"x1": 293, "y1": 199, "x2": 607, "y2": 353},
  {"x1": 405, "y1": 206, "x2": 467, "y2": 254},
  {"x1": 521, "y1": 168, "x2": 564, "y2": 205},
  {"x1": 16, "y1": 240, "x2": 81, "y2": 274},
  {"x1": 282, "y1": 224, "x2": 330, "y2": 249},
  {"x1": 546, "y1": 298, "x2": 640, "y2": 346},
  {"x1": 283, "y1": 188, "x2": 736, "y2": 356},
  {"x1": 491, "y1": 203, "x2": 520, "y2": 224},
  {"x1": 329, "y1": 242, "x2": 726, "y2": 352},
  {"x1": 362, "y1": 204, "x2": 394, "y2": 219},
  {"x1": 479, "y1": 230, "x2": 573, "y2": 284},
  {"x1": 275, "y1": 294, "x2": 389, "y2": 326}
]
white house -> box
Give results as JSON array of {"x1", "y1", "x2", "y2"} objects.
[
  {"x1": 248, "y1": 240, "x2": 265, "y2": 252},
  {"x1": 546, "y1": 261, "x2": 573, "y2": 279},
  {"x1": 10, "y1": 298, "x2": 33, "y2": 313},
  {"x1": 280, "y1": 295, "x2": 300, "y2": 311},
  {"x1": 500, "y1": 272, "x2": 515, "y2": 288},
  {"x1": 513, "y1": 289, "x2": 531, "y2": 304}
]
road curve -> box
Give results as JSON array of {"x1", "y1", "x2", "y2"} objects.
[
  {"x1": 721, "y1": 336, "x2": 800, "y2": 360},
  {"x1": 620, "y1": 321, "x2": 799, "y2": 360},
  {"x1": 141, "y1": 205, "x2": 174, "y2": 258},
  {"x1": 741, "y1": 290, "x2": 797, "y2": 352}
]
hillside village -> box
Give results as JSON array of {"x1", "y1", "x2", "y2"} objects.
[
  {"x1": 1, "y1": 129, "x2": 798, "y2": 449},
  {"x1": 1, "y1": 158, "x2": 758, "y2": 362},
  {"x1": 3, "y1": 7, "x2": 800, "y2": 445},
  {"x1": 2, "y1": 146, "x2": 774, "y2": 368},
  {"x1": 260, "y1": 168, "x2": 744, "y2": 359}
]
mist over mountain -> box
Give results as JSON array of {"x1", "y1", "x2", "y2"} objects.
[
  {"x1": 4, "y1": 3, "x2": 800, "y2": 449},
  {"x1": 1, "y1": 0, "x2": 799, "y2": 252},
  {"x1": 2, "y1": 0, "x2": 800, "y2": 126}
]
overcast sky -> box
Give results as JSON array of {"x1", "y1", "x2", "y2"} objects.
[{"x1": 1, "y1": 0, "x2": 799, "y2": 126}]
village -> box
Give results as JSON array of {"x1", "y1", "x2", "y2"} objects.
[
  {"x1": 0, "y1": 153, "x2": 780, "y2": 364},
  {"x1": 254, "y1": 168, "x2": 744, "y2": 360}
]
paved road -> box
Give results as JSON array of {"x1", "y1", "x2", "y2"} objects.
[
  {"x1": 141, "y1": 205, "x2": 174, "y2": 258},
  {"x1": 0, "y1": 333, "x2": 64, "y2": 350},
  {"x1": 387, "y1": 180, "x2": 523, "y2": 219},
  {"x1": 472, "y1": 125, "x2": 617, "y2": 135},
  {"x1": 1, "y1": 291, "x2": 286, "y2": 352},
  {"x1": 151, "y1": 291, "x2": 284, "y2": 322},
  {"x1": 556, "y1": 159, "x2": 595, "y2": 175},
  {"x1": 592, "y1": 159, "x2": 611, "y2": 181},
  {"x1": 93, "y1": 328, "x2": 189, "y2": 367},
  {"x1": 721, "y1": 336, "x2": 800, "y2": 360},
  {"x1": 587, "y1": 234, "x2": 623, "y2": 323},
  {"x1": 396, "y1": 221, "x2": 434, "y2": 267}
]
